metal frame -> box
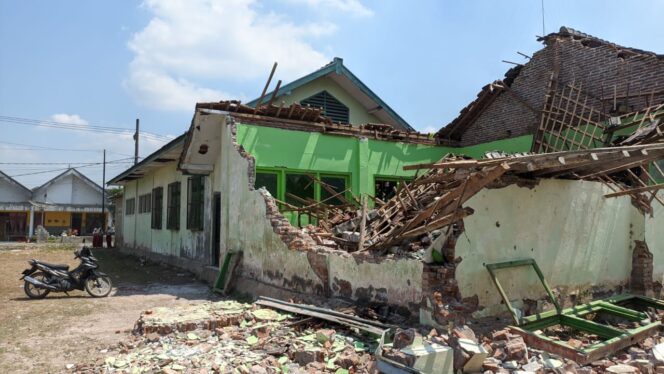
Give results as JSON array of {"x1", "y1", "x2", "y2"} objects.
[{"x1": 485, "y1": 258, "x2": 663, "y2": 364}]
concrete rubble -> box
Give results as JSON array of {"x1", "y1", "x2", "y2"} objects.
[
  {"x1": 73, "y1": 300, "x2": 378, "y2": 374},
  {"x1": 68, "y1": 298, "x2": 664, "y2": 374}
]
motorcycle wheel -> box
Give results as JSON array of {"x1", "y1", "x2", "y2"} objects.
[
  {"x1": 84, "y1": 275, "x2": 112, "y2": 297},
  {"x1": 24, "y1": 272, "x2": 51, "y2": 299}
]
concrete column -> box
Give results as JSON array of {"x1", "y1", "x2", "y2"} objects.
[{"x1": 28, "y1": 206, "x2": 34, "y2": 238}]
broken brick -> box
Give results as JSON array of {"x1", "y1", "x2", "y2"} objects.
[{"x1": 392, "y1": 328, "x2": 416, "y2": 349}]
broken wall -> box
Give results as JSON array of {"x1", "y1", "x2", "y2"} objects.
[
  {"x1": 646, "y1": 194, "x2": 664, "y2": 287},
  {"x1": 454, "y1": 179, "x2": 647, "y2": 312},
  {"x1": 218, "y1": 114, "x2": 423, "y2": 309}
]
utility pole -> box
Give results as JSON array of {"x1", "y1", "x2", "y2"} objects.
[
  {"x1": 134, "y1": 118, "x2": 140, "y2": 165},
  {"x1": 102, "y1": 149, "x2": 106, "y2": 235}
]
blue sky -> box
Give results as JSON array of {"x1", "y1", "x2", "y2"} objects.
[{"x1": 1, "y1": 0, "x2": 664, "y2": 187}]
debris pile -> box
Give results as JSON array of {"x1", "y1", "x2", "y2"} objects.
[
  {"x1": 475, "y1": 328, "x2": 664, "y2": 374},
  {"x1": 197, "y1": 100, "x2": 435, "y2": 145},
  {"x1": 75, "y1": 300, "x2": 378, "y2": 374},
  {"x1": 68, "y1": 295, "x2": 664, "y2": 374},
  {"x1": 322, "y1": 142, "x2": 664, "y2": 254}
]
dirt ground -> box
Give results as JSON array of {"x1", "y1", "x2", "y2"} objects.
[{"x1": 0, "y1": 243, "x2": 218, "y2": 373}]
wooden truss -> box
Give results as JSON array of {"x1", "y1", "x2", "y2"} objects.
[{"x1": 324, "y1": 143, "x2": 664, "y2": 253}]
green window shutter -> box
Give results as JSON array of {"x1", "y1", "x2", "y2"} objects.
[{"x1": 167, "y1": 182, "x2": 181, "y2": 230}]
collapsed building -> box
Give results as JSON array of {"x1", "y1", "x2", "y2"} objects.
[{"x1": 108, "y1": 28, "x2": 664, "y2": 366}]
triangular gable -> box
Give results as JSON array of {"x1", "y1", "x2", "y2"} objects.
[
  {"x1": 33, "y1": 168, "x2": 102, "y2": 195},
  {"x1": 32, "y1": 168, "x2": 104, "y2": 205},
  {"x1": 0, "y1": 170, "x2": 32, "y2": 203},
  {"x1": 247, "y1": 57, "x2": 414, "y2": 131}
]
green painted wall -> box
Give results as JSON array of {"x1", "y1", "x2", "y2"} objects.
[
  {"x1": 237, "y1": 123, "x2": 451, "y2": 200},
  {"x1": 461, "y1": 135, "x2": 533, "y2": 158},
  {"x1": 237, "y1": 123, "x2": 533, "y2": 200},
  {"x1": 455, "y1": 179, "x2": 643, "y2": 311},
  {"x1": 275, "y1": 76, "x2": 382, "y2": 126}
]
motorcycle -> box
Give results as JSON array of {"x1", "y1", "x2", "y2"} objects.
[{"x1": 20, "y1": 247, "x2": 113, "y2": 299}]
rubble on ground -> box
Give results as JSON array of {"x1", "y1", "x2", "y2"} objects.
[
  {"x1": 73, "y1": 300, "x2": 378, "y2": 374},
  {"x1": 70, "y1": 297, "x2": 664, "y2": 373}
]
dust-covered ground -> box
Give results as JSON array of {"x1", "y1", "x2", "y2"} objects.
[{"x1": 0, "y1": 243, "x2": 217, "y2": 373}]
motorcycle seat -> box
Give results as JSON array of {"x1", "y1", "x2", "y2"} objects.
[{"x1": 35, "y1": 260, "x2": 69, "y2": 270}]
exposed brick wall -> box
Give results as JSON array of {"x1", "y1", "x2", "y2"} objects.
[
  {"x1": 228, "y1": 117, "x2": 328, "y2": 254},
  {"x1": 420, "y1": 221, "x2": 481, "y2": 325},
  {"x1": 459, "y1": 37, "x2": 664, "y2": 146},
  {"x1": 631, "y1": 240, "x2": 654, "y2": 296}
]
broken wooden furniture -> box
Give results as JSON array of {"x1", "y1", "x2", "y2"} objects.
[{"x1": 486, "y1": 258, "x2": 664, "y2": 364}]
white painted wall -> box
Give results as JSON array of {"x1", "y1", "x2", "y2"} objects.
[
  {"x1": 455, "y1": 179, "x2": 644, "y2": 310},
  {"x1": 33, "y1": 174, "x2": 73, "y2": 204},
  {"x1": 32, "y1": 171, "x2": 103, "y2": 205},
  {"x1": 646, "y1": 192, "x2": 664, "y2": 286},
  {"x1": 71, "y1": 174, "x2": 103, "y2": 205},
  {"x1": 0, "y1": 175, "x2": 30, "y2": 203},
  {"x1": 120, "y1": 158, "x2": 216, "y2": 265}
]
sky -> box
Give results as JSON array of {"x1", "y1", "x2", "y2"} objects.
[{"x1": 1, "y1": 0, "x2": 664, "y2": 188}]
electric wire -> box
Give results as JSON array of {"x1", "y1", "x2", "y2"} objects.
[
  {"x1": 0, "y1": 115, "x2": 173, "y2": 142},
  {"x1": 8, "y1": 158, "x2": 135, "y2": 177}
]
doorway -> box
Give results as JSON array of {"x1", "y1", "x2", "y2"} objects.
[
  {"x1": 212, "y1": 192, "x2": 221, "y2": 267},
  {"x1": 71, "y1": 213, "x2": 82, "y2": 235}
]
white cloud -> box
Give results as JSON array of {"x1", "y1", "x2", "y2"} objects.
[
  {"x1": 126, "y1": 0, "x2": 335, "y2": 111},
  {"x1": 50, "y1": 113, "x2": 88, "y2": 126},
  {"x1": 287, "y1": 0, "x2": 373, "y2": 17},
  {"x1": 126, "y1": 69, "x2": 226, "y2": 111}
]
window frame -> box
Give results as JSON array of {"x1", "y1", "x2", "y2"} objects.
[
  {"x1": 254, "y1": 170, "x2": 280, "y2": 198},
  {"x1": 138, "y1": 193, "x2": 152, "y2": 214},
  {"x1": 125, "y1": 198, "x2": 135, "y2": 215},
  {"x1": 151, "y1": 187, "x2": 163, "y2": 229},
  {"x1": 254, "y1": 167, "x2": 352, "y2": 227},
  {"x1": 373, "y1": 175, "x2": 413, "y2": 202},
  {"x1": 319, "y1": 173, "x2": 350, "y2": 206},
  {"x1": 167, "y1": 181, "x2": 181, "y2": 230},
  {"x1": 186, "y1": 176, "x2": 205, "y2": 231},
  {"x1": 284, "y1": 171, "x2": 316, "y2": 207}
]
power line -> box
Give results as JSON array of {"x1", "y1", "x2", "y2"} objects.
[
  {"x1": 0, "y1": 161, "x2": 129, "y2": 165},
  {"x1": 0, "y1": 141, "x2": 139, "y2": 158},
  {"x1": 8, "y1": 157, "x2": 134, "y2": 177},
  {"x1": 0, "y1": 115, "x2": 173, "y2": 142},
  {"x1": 0, "y1": 140, "x2": 99, "y2": 152}
]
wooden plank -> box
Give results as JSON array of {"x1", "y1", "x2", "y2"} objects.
[
  {"x1": 404, "y1": 159, "x2": 478, "y2": 171},
  {"x1": 399, "y1": 207, "x2": 474, "y2": 239},
  {"x1": 604, "y1": 183, "x2": 664, "y2": 198},
  {"x1": 357, "y1": 196, "x2": 367, "y2": 251},
  {"x1": 401, "y1": 180, "x2": 421, "y2": 210}
]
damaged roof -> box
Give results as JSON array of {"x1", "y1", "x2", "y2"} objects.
[
  {"x1": 540, "y1": 26, "x2": 664, "y2": 59},
  {"x1": 246, "y1": 57, "x2": 415, "y2": 132},
  {"x1": 436, "y1": 26, "x2": 664, "y2": 141},
  {"x1": 196, "y1": 100, "x2": 435, "y2": 144}
]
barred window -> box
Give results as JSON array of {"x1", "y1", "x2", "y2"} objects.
[
  {"x1": 187, "y1": 176, "x2": 205, "y2": 230},
  {"x1": 151, "y1": 187, "x2": 163, "y2": 229},
  {"x1": 125, "y1": 198, "x2": 135, "y2": 215},
  {"x1": 167, "y1": 182, "x2": 181, "y2": 230}
]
